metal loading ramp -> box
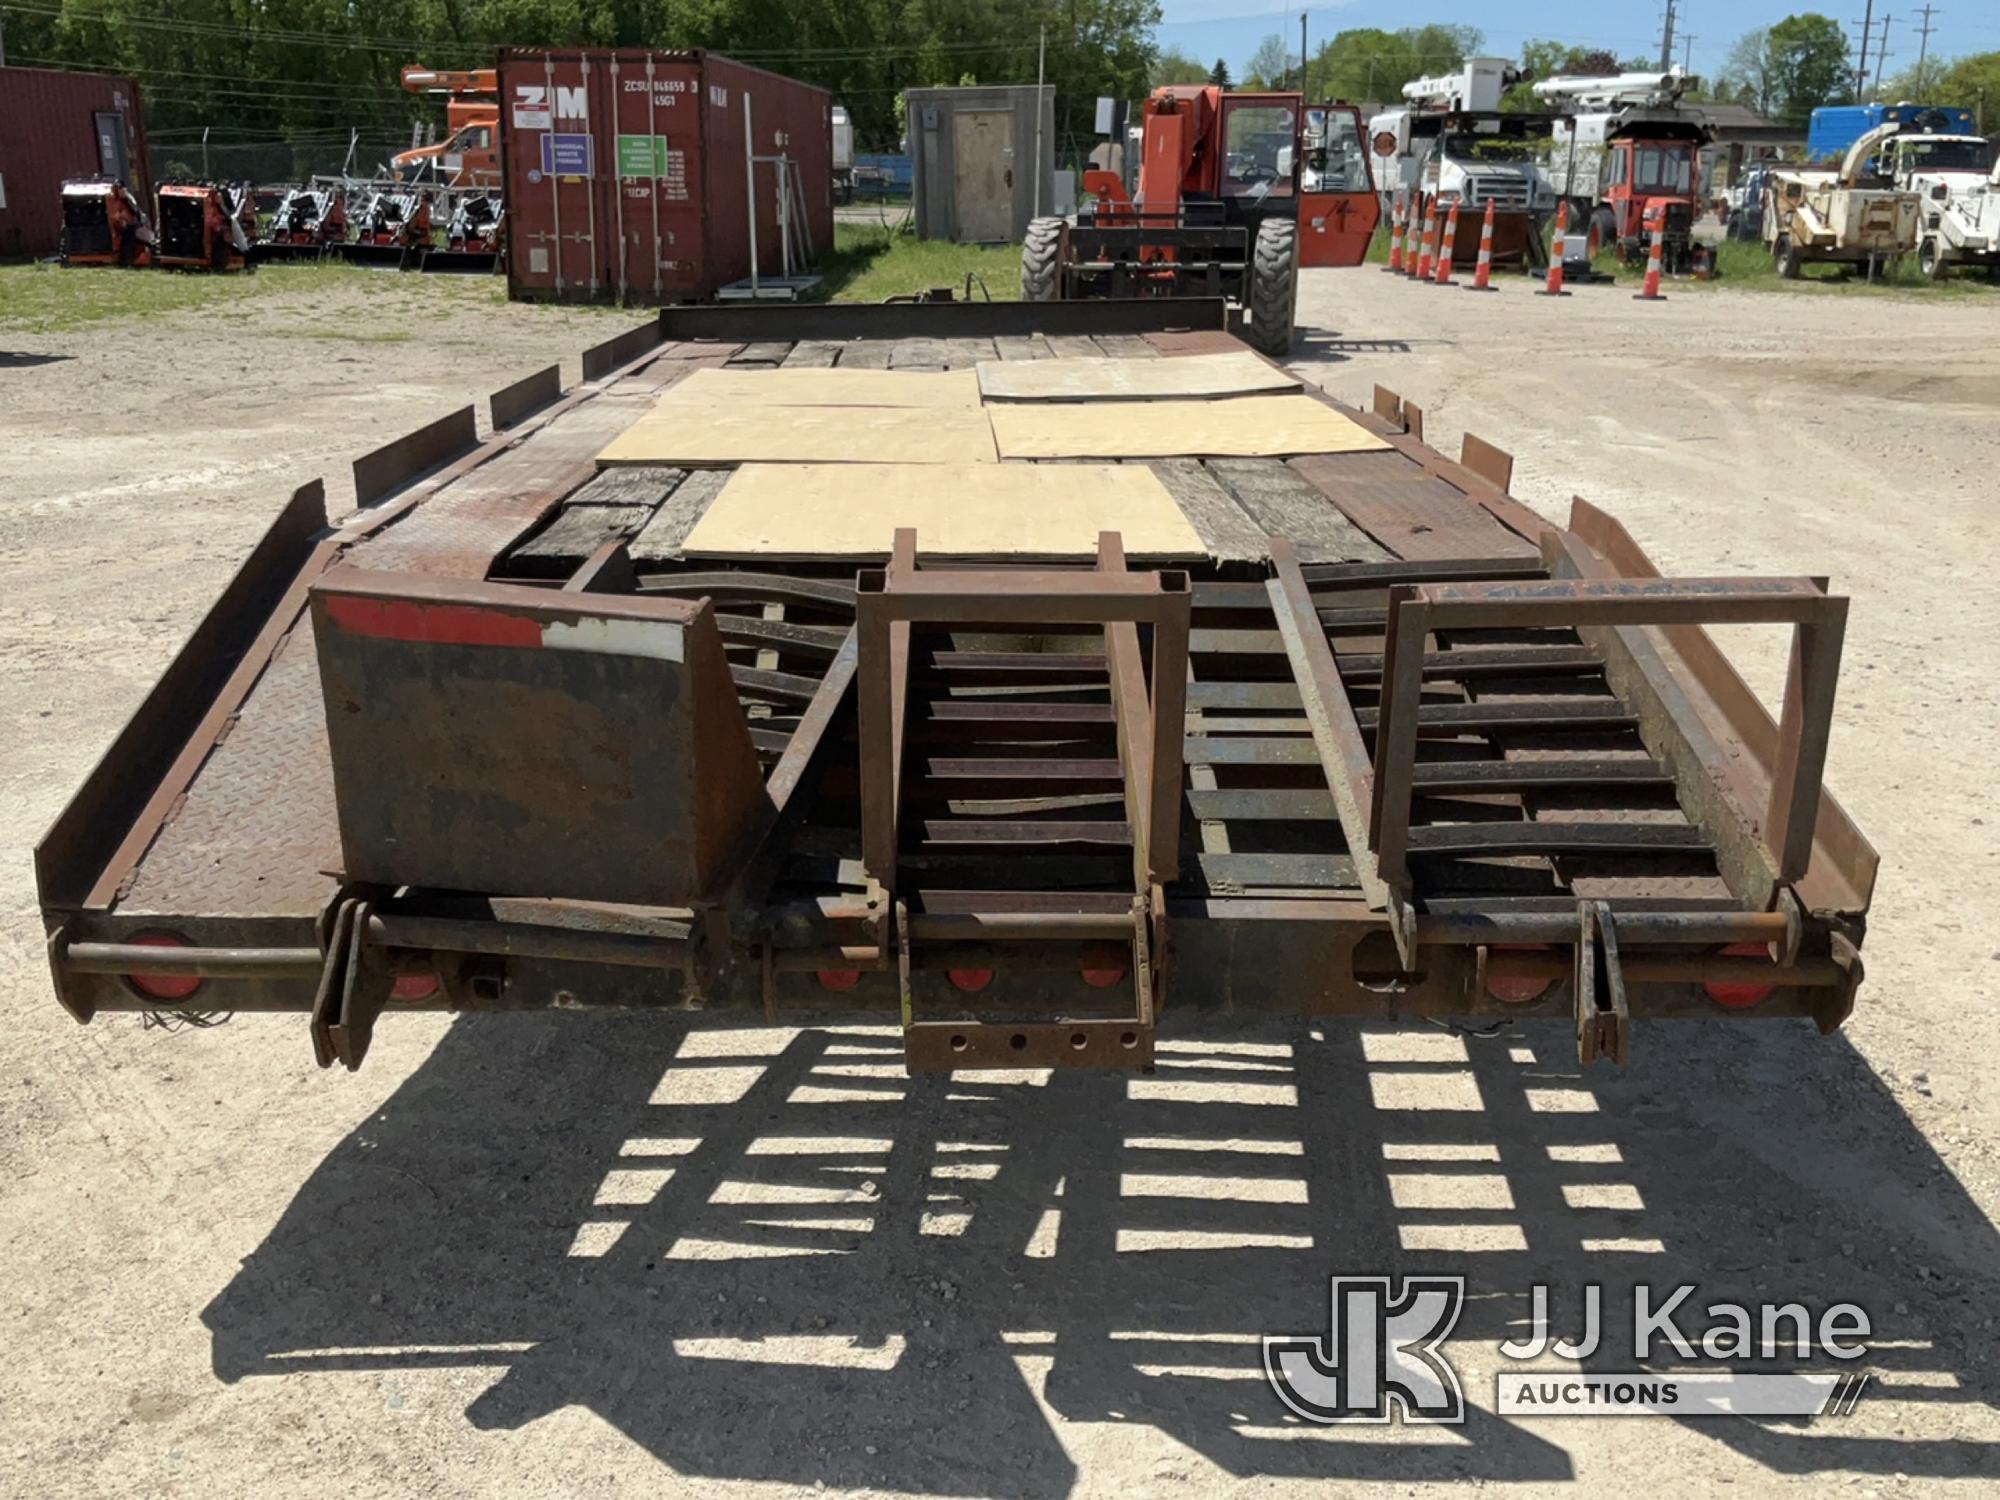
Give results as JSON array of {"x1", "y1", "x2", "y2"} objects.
[{"x1": 37, "y1": 304, "x2": 1876, "y2": 1075}]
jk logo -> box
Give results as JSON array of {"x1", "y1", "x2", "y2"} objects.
[{"x1": 1263, "y1": 1276, "x2": 1467, "y2": 1424}]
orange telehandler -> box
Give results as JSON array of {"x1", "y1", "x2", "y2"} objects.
[
  {"x1": 1022, "y1": 88, "x2": 1381, "y2": 354},
  {"x1": 393, "y1": 67, "x2": 501, "y2": 187}
]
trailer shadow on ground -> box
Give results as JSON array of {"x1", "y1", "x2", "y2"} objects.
[{"x1": 203, "y1": 1014, "x2": 2000, "y2": 1492}]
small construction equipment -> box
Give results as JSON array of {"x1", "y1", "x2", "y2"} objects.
[
  {"x1": 1022, "y1": 89, "x2": 1379, "y2": 354},
  {"x1": 421, "y1": 191, "x2": 505, "y2": 273},
  {"x1": 345, "y1": 190, "x2": 434, "y2": 267},
  {"x1": 1762, "y1": 122, "x2": 1922, "y2": 279},
  {"x1": 394, "y1": 66, "x2": 501, "y2": 186},
  {"x1": 57, "y1": 178, "x2": 154, "y2": 267},
  {"x1": 1534, "y1": 69, "x2": 1712, "y2": 273},
  {"x1": 153, "y1": 183, "x2": 250, "y2": 272},
  {"x1": 258, "y1": 186, "x2": 348, "y2": 261},
  {"x1": 1878, "y1": 129, "x2": 2000, "y2": 279}
]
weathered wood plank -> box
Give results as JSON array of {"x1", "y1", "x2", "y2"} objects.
[
  {"x1": 782, "y1": 340, "x2": 844, "y2": 368},
  {"x1": 510, "y1": 504, "x2": 655, "y2": 577},
  {"x1": 1045, "y1": 335, "x2": 1103, "y2": 359},
  {"x1": 834, "y1": 340, "x2": 895, "y2": 369},
  {"x1": 560, "y1": 465, "x2": 686, "y2": 507},
  {"x1": 729, "y1": 341, "x2": 793, "y2": 366},
  {"x1": 626, "y1": 469, "x2": 732, "y2": 563},
  {"x1": 992, "y1": 334, "x2": 1054, "y2": 361},
  {"x1": 1143, "y1": 458, "x2": 1268, "y2": 565},
  {"x1": 1206, "y1": 457, "x2": 1390, "y2": 564},
  {"x1": 1092, "y1": 333, "x2": 1162, "y2": 359},
  {"x1": 888, "y1": 338, "x2": 949, "y2": 369}
]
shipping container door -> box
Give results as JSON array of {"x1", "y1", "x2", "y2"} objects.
[
  {"x1": 503, "y1": 53, "x2": 604, "y2": 298},
  {"x1": 608, "y1": 55, "x2": 706, "y2": 303}
]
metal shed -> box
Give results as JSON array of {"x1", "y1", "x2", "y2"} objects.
[
  {"x1": 0, "y1": 66, "x2": 150, "y2": 260},
  {"x1": 905, "y1": 85, "x2": 1055, "y2": 243}
]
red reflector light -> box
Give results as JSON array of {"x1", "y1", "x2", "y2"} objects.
[
  {"x1": 391, "y1": 972, "x2": 440, "y2": 1001},
  {"x1": 947, "y1": 969, "x2": 993, "y2": 993},
  {"x1": 1704, "y1": 941, "x2": 1776, "y2": 1009},
  {"x1": 1486, "y1": 944, "x2": 1554, "y2": 1004},
  {"x1": 816, "y1": 970, "x2": 862, "y2": 992},
  {"x1": 125, "y1": 933, "x2": 202, "y2": 1002},
  {"x1": 1082, "y1": 968, "x2": 1127, "y2": 989}
]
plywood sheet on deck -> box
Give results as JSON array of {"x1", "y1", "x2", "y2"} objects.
[
  {"x1": 679, "y1": 463, "x2": 1206, "y2": 559},
  {"x1": 975, "y1": 350, "x2": 1299, "y2": 402},
  {"x1": 988, "y1": 395, "x2": 1386, "y2": 461},
  {"x1": 652, "y1": 365, "x2": 981, "y2": 409},
  {"x1": 597, "y1": 403, "x2": 997, "y2": 467}
]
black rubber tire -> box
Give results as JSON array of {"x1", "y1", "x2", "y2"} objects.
[
  {"x1": 1589, "y1": 205, "x2": 1618, "y2": 256},
  {"x1": 1020, "y1": 216, "x2": 1064, "y2": 302},
  {"x1": 1774, "y1": 234, "x2": 1800, "y2": 280},
  {"x1": 1919, "y1": 238, "x2": 1948, "y2": 281},
  {"x1": 1244, "y1": 217, "x2": 1299, "y2": 357}
]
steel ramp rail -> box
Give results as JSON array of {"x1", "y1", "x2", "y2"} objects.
[{"x1": 856, "y1": 529, "x2": 1188, "y2": 1071}]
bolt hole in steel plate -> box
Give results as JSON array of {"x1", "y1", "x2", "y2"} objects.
[
  {"x1": 949, "y1": 1034, "x2": 969, "y2": 1052},
  {"x1": 1120, "y1": 1031, "x2": 1139, "y2": 1048},
  {"x1": 1010, "y1": 1033, "x2": 1028, "y2": 1051},
  {"x1": 1069, "y1": 1031, "x2": 1089, "y2": 1050},
  {"x1": 1705, "y1": 941, "x2": 1777, "y2": 1009},
  {"x1": 124, "y1": 932, "x2": 201, "y2": 1002}
]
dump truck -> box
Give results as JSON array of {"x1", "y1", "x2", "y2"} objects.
[
  {"x1": 1023, "y1": 90, "x2": 1381, "y2": 354},
  {"x1": 36, "y1": 300, "x2": 1874, "y2": 1080},
  {"x1": 1763, "y1": 123, "x2": 1922, "y2": 278}
]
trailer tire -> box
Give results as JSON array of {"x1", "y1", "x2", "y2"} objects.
[
  {"x1": 1918, "y1": 238, "x2": 1948, "y2": 281},
  {"x1": 1774, "y1": 234, "x2": 1801, "y2": 280},
  {"x1": 1021, "y1": 217, "x2": 1064, "y2": 302},
  {"x1": 1245, "y1": 217, "x2": 1299, "y2": 357}
]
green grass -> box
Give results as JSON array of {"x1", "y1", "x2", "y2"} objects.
[{"x1": 814, "y1": 222, "x2": 1021, "y2": 303}]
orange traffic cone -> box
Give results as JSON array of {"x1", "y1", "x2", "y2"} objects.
[
  {"x1": 1633, "y1": 208, "x2": 1667, "y2": 301},
  {"x1": 1433, "y1": 197, "x2": 1461, "y2": 285},
  {"x1": 1465, "y1": 199, "x2": 1497, "y2": 292},
  {"x1": 1413, "y1": 194, "x2": 1437, "y2": 280},
  {"x1": 1536, "y1": 200, "x2": 1572, "y2": 298},
  {"x1": 1384, "y1": 191, "x2": 1406, "y2": 273}
]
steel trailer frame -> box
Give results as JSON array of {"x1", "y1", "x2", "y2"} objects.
[{"x1": 36, "y1": 299, "x2": 1877, "y2": 1077}]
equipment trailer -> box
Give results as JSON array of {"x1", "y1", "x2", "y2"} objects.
[{"x1": 37, "y1": 301, "x2": 1874, "y2": 1077}]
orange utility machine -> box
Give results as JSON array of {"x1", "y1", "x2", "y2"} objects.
[
  {"x1": 1021, "y1": 88, "x2": 1380, "y2": 354},
  {"x1": 393, "y1": 67, "x2": 501, "y2": 186}
]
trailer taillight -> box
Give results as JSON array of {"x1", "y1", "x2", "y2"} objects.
[
  {"x1": 816, "y1": 970, "x2": 862, "y2": 992},
  {"x1": 1485, "y1": 945, "x2": 1553, "y2": 1004},
  {"x1": 947, "y1": 969, "x2": 994, "y2": 993},
  {"x1": 1081, "y1": 968, "x2": 1128, "y2": 989},
  {"x1": 391, "y1": 973, "x2": 440, "y2": 1001},
  {"x1": 124, "y1": 933, "x2": 202, "y2": 1002},
  {"x1": 1704, "y1": 942, "x2": 1776, "y2": 1009}
]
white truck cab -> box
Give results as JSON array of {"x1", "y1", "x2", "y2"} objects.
[{"x1": 1879, "y1": 133, "x2": 1999, "y2": 278}]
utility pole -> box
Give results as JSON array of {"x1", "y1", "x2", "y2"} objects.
[
  {"x1": 1854, "y1": 0, "x2": 1875, "y2": 96},
  {"x1": 1681, "y1": 34, "x2": 1697, "y2": 73},
  {"x1": 1914, "y1": 4, "x2": 1938, "y2": 69},
  {"x1": 1300, "y1": 12, "x2": 1309, "y2": 97},
  {"x1": 1873, "y1": 14, "x2": 1893, "y2": 95},
  {"x1": 0, "y1": 14, "x2": 8, "y2": 69},
  {"x1": 1658, "y1": 0, "x2": 1678, "y2": 72},
  {"x1": 1033, "y1": 26, "x2": 1045, "y2": 220}
]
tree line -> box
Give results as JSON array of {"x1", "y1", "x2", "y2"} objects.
[{"x1": 6, "y1": 1, "x2": 1998, "y2": 155}]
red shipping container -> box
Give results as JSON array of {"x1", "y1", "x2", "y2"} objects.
[
  {"x1": 0, "y1": 66, "x2": 151, "y2": 260},
  {"x1": 498, "y1": 48, "x2": 833, "y2": 305}
]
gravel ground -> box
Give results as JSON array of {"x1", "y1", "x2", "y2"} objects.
[{"x1": 1, "y1": 269, "x2": 1996, "y2": 1497}]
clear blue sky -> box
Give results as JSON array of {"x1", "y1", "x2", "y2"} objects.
[{"x1": 1152, "y1": 1, "x2": 2000, "y2": 94}]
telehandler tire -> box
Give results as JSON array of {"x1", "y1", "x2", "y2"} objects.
[
  {"x1": 1021, "y1": 217, "x2": 1064, "y2": 302},
  {"x1": 1245, "y1": 217, "x2": 1299, "y2": 357}
]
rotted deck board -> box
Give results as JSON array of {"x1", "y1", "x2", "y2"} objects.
[{"x1": 1205, "y1": 457, "x2": 1390, "y2": 564}]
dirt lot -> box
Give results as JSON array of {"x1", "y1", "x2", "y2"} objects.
[{"x1": 2, "y1": 267, "x2": 1997, "y2": 1496}]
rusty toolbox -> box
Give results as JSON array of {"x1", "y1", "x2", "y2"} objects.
[{"x1": 36, "y1": 298, "x2": 1875, "y2": 1075}]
